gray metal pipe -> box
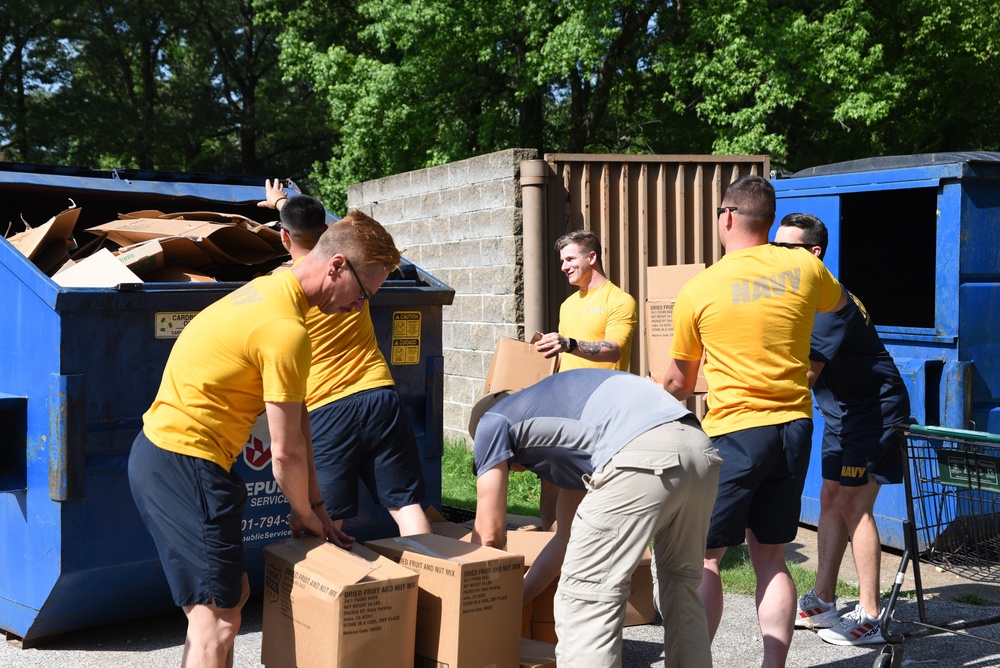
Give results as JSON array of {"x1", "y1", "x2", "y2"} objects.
[{"x1": 520, "y1": 160, "x2": 548, "y2": 338}]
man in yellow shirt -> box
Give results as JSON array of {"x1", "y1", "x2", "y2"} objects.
[
  {"x1": 534, "y1": 229, "x2": 638, "y2": 528},
  {"x1": 663, "y1": 175, "x2": 846, "y2": 668},
  {"x1": 259, "y1": 180, "x2": 431, "y2": 537},
  {"x1": 128, "y1": 206, "x2": 400, "y2": 668},
  {"x1": 534, "y1": 230, "x2": 637, "y2": 371}
]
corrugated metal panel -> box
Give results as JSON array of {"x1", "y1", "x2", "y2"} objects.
[{"x1": 539, "y1": 153, "x2": 770, "y2": 378}]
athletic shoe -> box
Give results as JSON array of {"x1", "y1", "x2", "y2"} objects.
[
  {"x1": 818, "y1": 604, "x2": 883, "y2": 646},
  {"x1": 795, "y1": 588, "x2": 840, "y2": 629}
]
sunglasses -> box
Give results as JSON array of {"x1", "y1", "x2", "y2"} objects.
[
  {"x1": 716, "y1": 206, "x2": 738, "y2": 216},
  {"x1": 344, "y1": 258, "x2": 371, "y2": 301},
  {"x1": 771, "y1": 242, "x2": 816, "y2": 250}
]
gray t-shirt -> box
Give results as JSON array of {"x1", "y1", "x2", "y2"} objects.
[{"x1": 472, "y1": 369, "x2": 691, "y2": 490}]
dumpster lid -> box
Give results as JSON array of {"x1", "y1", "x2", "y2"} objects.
[{"x1": 784, "y1": 152, "x2": 1000, "y2": 179}]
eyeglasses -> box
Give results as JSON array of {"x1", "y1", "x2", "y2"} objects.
[
  {"x1": 344, "y1": 258, "x2": 371, "y2": 301},
  {"x1": 771, "y1": 242, "x2": 816, "y2": 250},
  {"x1": 716, "y1": 206, "x2": 738, "y2": 216}
]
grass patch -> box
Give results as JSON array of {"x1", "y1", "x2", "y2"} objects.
[
  {"x1": 881, "y1": 588, "x2": 917, "y2": 600},
  {"x1": 441, "y1": 439, "x2": 540, "y2": 517},
  {"x1": 719, "y1": 546, "x2": 859, "y2": 599},
  {"x1": 953, "y1": 591, "x2": 991, "y2": 606}
]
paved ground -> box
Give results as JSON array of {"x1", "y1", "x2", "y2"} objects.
[{"x1": 3, "y1": 525, "x2": 1000, "y2": 667}]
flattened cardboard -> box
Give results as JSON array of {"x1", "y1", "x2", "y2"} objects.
[
  {"x1": 366, "y1": 533, "x2": 523, "y2": 668},
  {"x1": 261, "y1": 538, "x2": 418, "y2": 668},
  {"x1": 87, "y1": 215, "x2": 277, "y2": 266},
  {"x1": 52, "y1": 248, "x2": 143, "y2": 288},
  {"x1": 7, "y1": 207, "x2": 81, "y2": 274},
  {"x1": 154, "y1": 210, "x2": 285, "y2": 251},
  {"x1": 645, "y1": 264, "x2": 708, "y2": 392},
  {"x1": 483, "y1": 337, "x2": 558, "y2": 395}
]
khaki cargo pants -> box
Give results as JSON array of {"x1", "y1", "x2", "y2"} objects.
[{"x1": 554, "y1": 418, "x2": 721, "y2": 668}]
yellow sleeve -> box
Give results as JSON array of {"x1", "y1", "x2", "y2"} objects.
[{"x1": 668, "y1": 288, "x2": 704, "y2": 362}]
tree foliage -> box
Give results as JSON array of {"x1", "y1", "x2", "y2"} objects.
[{"x1": 2, "y1": 1, "x2": 1000, "y2": 211}]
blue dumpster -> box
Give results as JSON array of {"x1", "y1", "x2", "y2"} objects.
[
  {"x1": 0, "y1": 164, "x2": 453, "y2": 646},
  {"x1": 772, "y1": 152, "x2": 1000, "y2": 548}
]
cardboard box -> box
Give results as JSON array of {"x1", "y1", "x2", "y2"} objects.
[
  {"x1": 261, "y1": 538, "x2": 418, "y2": 668},
  {"x1": 114, "y1": 239, "x2": 165, "y2": 275},
  {"x1": 505, "y1": 530, "x2": 655, "y2": 643},
  {"x1": 483, "y1": 337, "x2": 558, "y2": 395},
  {"x1": 519, "y1": 638, "x2": 557, "y2": 668},
  {"x1": 645, "y1": 264, "x2": 709, "y2": 392},
  {"x1": 366, "y1": 533, "x2": 524, "y2": 668}
]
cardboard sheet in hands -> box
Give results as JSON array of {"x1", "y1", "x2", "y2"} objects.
[{"x1": 483, "y1": 336, "x2": 558, "y2": 395}]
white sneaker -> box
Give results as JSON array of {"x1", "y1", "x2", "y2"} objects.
[
  {"x1": 818, "y1": 604, "x2": 884, "y2": 646},
  {"x1": 795, "y1": 588, "x2": 840, "y2": 629}
]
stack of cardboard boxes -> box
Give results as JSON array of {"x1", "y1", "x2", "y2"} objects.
[{"x1": 262, "y1": 529, "x2": 558, "y2": 668}]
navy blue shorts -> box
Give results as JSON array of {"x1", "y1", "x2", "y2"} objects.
[
  {"x1": 706, "y1": 418, "x2": 812, "y2": 548},
  {"x1": 128, "y1": 430, "x2": 247, "y2": 608},
  {"x1": 821, "y1": 423, "x2": 905, "y2": 486},
  {"x1": 309, "y1": 387, "x2": 425, "y2": 519}
]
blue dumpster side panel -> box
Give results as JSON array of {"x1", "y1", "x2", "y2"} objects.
[{"x1": 0, "y1": 170, "x2": 453, "y2": 644}]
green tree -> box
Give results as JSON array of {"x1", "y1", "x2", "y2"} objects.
[
  {"x1": 0, "y1": 0, "x2": 75, "y2": 162},
  {"x1": 276, "y1": 0, "x2": 699, "y2": 209}
]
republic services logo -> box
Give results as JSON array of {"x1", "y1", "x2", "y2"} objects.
[{"x1": 243, "y1": 412, "x2": 272, "y2": 471}]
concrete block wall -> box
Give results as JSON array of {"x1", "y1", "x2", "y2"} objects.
[{"x1": 347, "y1": 148, "x2": 538, "y2": 444}]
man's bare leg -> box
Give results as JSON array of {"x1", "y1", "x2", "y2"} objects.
[
  {"x1": 698, "y1": 547, "x2": 727, "y2": 640},
  {"x1": 389, "y1": 503, "x2": 433, "y2": 536},
  {"x1": 746, "y1": 531, "x2": 796, "y2": 668},
  {"x1": 181, "y1": 574, "x2": 249, "y2": 668}
]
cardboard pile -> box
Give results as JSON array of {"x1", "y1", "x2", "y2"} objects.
[
  {"x1": 4, "y1": 204, "x2": 286, "y2": 286},
  {"x1": 366, "y1": 533, "x2": 524, "y2": 668},
  {"x1": 261, "y1": 538, "x2": 418, "y2": 668}
]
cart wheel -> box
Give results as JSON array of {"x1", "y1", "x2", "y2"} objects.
[{"x1": 873, "y1": 644, "x2": 901, "y2": 668}]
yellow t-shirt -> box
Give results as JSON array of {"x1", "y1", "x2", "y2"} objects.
[
  {"x1": 142, "y1": 270, "x2": 312, "y2": 470},
  {"x1": 670, "y1": 245, "x2": 843, "y2": 436},
  {"x1": 304, "y1": 302, "x2": 394, "y2": 411},
  {"x1": 558, "y1": 280, "x2": 638, "y2": 372}
]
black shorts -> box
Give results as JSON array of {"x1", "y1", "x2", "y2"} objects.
[
  {"x1": 128, "y1": 430, "x2": 247, "y2": 608},
  {"x1": 706, "y1": 418, "x2": 812, "y2": 549},
  {"x1": 309, "y1": 387, "x2": 425, "y2": 519},
  {"x1": 821, "y1": 423, "x2": 905, "y2": 486}
]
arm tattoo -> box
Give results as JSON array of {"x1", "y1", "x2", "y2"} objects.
[{"x1": 578, "y1": 340, "x2": 615, "y2": 356}]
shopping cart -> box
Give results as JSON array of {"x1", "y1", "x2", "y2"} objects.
[{"x1": 876, "y1": 424, "x2": 1000, "y2": 667}]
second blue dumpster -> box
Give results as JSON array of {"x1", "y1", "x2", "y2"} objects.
[{"x1": 773, "y1": 152, "x2": 1000, "y2": 549}]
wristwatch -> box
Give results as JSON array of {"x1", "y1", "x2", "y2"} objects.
[{"x1": 566, "y1": 338, "x2": 578, "y2": 353}]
